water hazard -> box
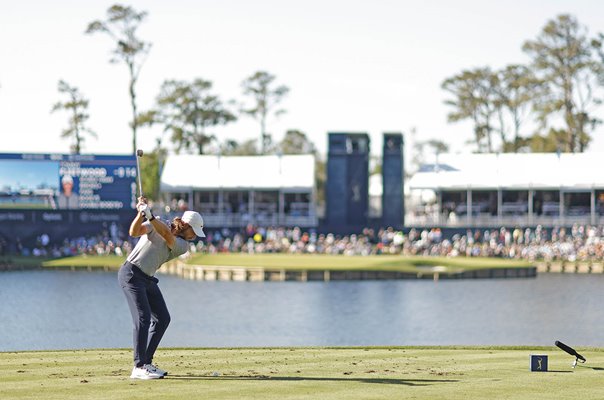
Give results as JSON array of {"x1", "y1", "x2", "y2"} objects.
[{"x1": 1, "y1": 270, "x2": 603, "y2": 351}]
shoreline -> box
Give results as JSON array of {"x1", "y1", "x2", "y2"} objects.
[
  {"x1": 8, "y1": 257, "x2": 599, "y2": 280},
  {"x1": 158, "y1": 261, "x2": 537, "y2": 281},
  {"x1": 0, "y1": 260, "x2": 539, "y2": 280}
]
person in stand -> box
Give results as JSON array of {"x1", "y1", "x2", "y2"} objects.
[{"x1": 118, "y1": 196, "x2": 205, "y2": 380}]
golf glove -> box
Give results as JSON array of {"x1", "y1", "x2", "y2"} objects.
[{"x1": 138, "y1": 204, "x2": 155, "y2": 221}]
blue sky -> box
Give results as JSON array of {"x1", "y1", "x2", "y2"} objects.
[
  {"x1": 1, "y1": 0, "x2": 603, "y2": 159},
  {"x1": 0, "y1": 161, "x2": 59, "y2": 191}
]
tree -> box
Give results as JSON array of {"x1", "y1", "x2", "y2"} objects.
[
  {"x1": 529, "y1": 128, "x2": 567, "y2": 152},
  {"x1": 51, "y1": 80, "x2": 96, "y2": 154},
  {"x1": 407, "y1": 128, "x2": 449, "y2": 176},
  {"x1": 594, "y1": 32, "x2": 604, "y2": 81},
  {"x1": 493, "y1": 65, "x2": 543, "y2": 152},
  {"x1": 423, "y1": 139, "x2": 450, "y2": 154},
  {"x1": 314, "y1": 155, "x2": 326, "y2": 209},
  {"x1": 442, "y1": 68, "x2": 499, "y2": 152},
  {"x1": 276, "y1": 129, "x2": 316, "y2": 155},
  {"x1": 523, "y1": 14, "x2": 602, "y2": 152},
  {"x1": 140, "y1": 79, "x2": 236, "y2": 154},
  {"x1": 218, "y1": 139, "x2": 259, "y2": 156},
  {"x1": 138, "y1": 139, "x2": 166, "y2": 201},
  {"x1": 411, "y1": 139, "x2": 450, "y2": 173},
  {"x1": 274, "y1": 129, "x2": 322, "y2": 205},
  {"x1": 86, "y1": 4, "x2": 151, "y2": 154},
  {"x1": 241, "y1": 71, "x2": 289, "y2": 154}
]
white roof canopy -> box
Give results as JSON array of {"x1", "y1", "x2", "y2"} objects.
[
  {"x1": 160, "y1": 154, "x2": 315, "y2": 191},
  {"x1": 409, "y1": 153, "x2": 604, "y2": 190}
]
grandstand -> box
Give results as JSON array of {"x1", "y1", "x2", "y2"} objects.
[
  {"x1": 407, "y1": 152, "x2": 604, "y2": 227},
  {"x1": 160, "y1": 154, "x2": 318, "y2": 228}
]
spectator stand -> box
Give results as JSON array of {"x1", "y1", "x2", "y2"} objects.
[
  {"x1": 407, "y1": 152, "x2": 604, "y2": 228},
  {"x1": 160, "y1": 154, "x2": 318, "y2": 229}
]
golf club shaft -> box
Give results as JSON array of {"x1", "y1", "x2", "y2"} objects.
[{"x1": 135, "y1": 153, "x2": 143, "y2": 197}]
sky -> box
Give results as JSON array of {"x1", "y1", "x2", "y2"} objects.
[
  {"x1": 1, "y1": 0, "x2": 604, "y2": 160},
  {"x1": 0, "y1": 161, "x2": 58, "y2": 191}
]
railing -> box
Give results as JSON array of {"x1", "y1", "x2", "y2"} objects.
[
  {"x1": 202, "y1": 212, "x2": 318, "y2": 228},
  {"x1": 405, "y1": 213, "x2": 600, "y2": 227}
]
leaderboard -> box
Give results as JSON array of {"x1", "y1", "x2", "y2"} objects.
[{"x1": 0, "y1": 153, "x2": 138, "y2": 210}]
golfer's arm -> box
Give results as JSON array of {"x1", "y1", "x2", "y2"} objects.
[
  {"x1": 149, "y1": 219, "x2": 176, "y2": 249},
  {"x1": 129, "y1": 212, "x2": 148, "y2": 237}
]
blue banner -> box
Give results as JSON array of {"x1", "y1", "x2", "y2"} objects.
[{"x1": 0, "y1": 153, "x2": 137, "y2": 210}]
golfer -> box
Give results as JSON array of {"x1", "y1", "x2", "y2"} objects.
[
  {"x1": 57, "y1": 174, "x2": 80, "y2": 209},
  {"x1": 118, "y1": 196, "x2": 205, "y2": 380}
]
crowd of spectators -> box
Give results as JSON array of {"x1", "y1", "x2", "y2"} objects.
[
  {"x1": 7, "y1": 223, "x2": 604, "y2": 263},
  {"x1": 199, "y1": 224, "x2": 604, "y2": 262},
  {"x1": 7, "y1": 231, "x2": 134, "y2": 259}
]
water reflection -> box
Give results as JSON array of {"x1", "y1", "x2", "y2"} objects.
[{"x1": 0, "y1": 271, "x2": 602, "y2": 351}]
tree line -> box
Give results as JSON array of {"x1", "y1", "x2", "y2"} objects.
[
  {"x1": 50, "y1": 6, "x2": 604, "y2": 193},
  {"x1": 442, "y1": 14, "x2": 604, "y2": 154},
  {"x1": 49, "y1": 4, "x2": 326, "y2": 200},
  {"x1": 52, "y1": 4, "x2": 313, "y2": 158}
]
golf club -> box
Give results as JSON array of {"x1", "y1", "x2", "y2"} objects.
[{"x1": 135, "y1": 149, "x2": 144, "y2": 197}]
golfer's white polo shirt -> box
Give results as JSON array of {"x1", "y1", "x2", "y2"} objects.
[{"x1": 127, "y1": 221, "x2": 189, "y2": 276}]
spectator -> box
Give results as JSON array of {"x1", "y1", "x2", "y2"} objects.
[{"x1": 17, "y1": 221, "x2": 604, "y2": 266}]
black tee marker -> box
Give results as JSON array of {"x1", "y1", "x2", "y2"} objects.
[{"x1": 555, "y1": 340, "x2": 586, "y2": 367}]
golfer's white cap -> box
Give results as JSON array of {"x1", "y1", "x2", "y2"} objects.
[
  {"x1": 182, "y1": 211, "x2": 205, "y2": 238},
  {"x1": 61, "y1": 175, "x2": 73, "y2": 184}
]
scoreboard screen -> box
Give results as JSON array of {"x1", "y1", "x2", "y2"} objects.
[{"x1": 0, "y1": 153, "x2": 137, "y2": 210}]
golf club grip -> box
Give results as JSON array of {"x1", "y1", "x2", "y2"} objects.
[{"x1": 555, "y1": 341, "x2": 586, "y2": 361}]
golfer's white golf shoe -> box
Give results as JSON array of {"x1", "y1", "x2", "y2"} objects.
[
  {"x1": 145, "y1": 364, "x2": 168, "y2": 376},
  {"x1": 130, "y1": 365, "x2": 164, "y2": 379}
]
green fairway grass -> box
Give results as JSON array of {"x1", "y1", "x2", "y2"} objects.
[
  {"x1": 1, "y1": 256, "x2": 53, "y2": 268},
  {"x1": 41, "y1": 255, "x2": 125, "y2": 269},
  {"x1": 187, "y1": 253, "x2": 532, "y2": 273},
  {"x1": 1, "y1": 347, "x2": 603, "y2": 400},
  {"x1": 39, "y1": 253, "x2": 532, "y2": 274}
]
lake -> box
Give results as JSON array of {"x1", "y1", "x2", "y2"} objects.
[{"x1": 1, "y1": 270, "x2": 603, "y2": 351}]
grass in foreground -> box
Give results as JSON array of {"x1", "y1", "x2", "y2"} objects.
[
  {"x1": 1, "y1": 347, "x2": 603, "y2": 400},
  {"x1": 40, "y1": 253, "x2": 532, "y2": 273}
]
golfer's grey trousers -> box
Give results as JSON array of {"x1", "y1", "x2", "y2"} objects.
[{"x1": 118, "y1": 261, "x2": 171, "y2": 367}]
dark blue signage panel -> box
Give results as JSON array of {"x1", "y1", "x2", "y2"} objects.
[{"x1": 0, "y1": 153, "x2": 137, "y2": 210}]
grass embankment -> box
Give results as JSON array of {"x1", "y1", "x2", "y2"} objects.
[
  {"x1": 1, "y1": 347, "x2": 603, "y2": 400},
  {"x1": 40, "y1": 255, "x2": 125, "y2": 269},
  {"x1": 38, "y1": 253, "x2": 532, "y2": 274},
  {"x1": 187, "y1": 253, "x2": 532, "y2": 273},
  {"x1": 0, "y1": 256, "x2": 53, "y2": 268}
]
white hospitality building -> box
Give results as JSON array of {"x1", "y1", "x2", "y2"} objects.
[
  {"x1": 407, "y1": 152, "x2": 604, "y2": 227},
  {"x1": 160, "y1": 154, "x2": 318, "y2": 229}
]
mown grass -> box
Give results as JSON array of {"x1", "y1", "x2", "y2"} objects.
[
  {"x1": 38, "y1": 253, "x2": 532, "y2": 274},
  {"x1": 41, "y1": 255, "x2": 125, "y2": 269},
  {"x1": 0, "y1": 256, "x2": 52, "y2": 268},
  {"x1": 187, "y1": 253, "x2": 532, "y2": 273},
  {"x1": 1, "y1": 347, "x2": 603, "y2": 400}
]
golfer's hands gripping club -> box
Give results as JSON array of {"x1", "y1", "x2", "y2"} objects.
[
  {"x1": 136, "y1": 196, "x2": 154, "y2": 221},
  {"x1": 139, "y1": 204, "x2": 153, "y2": 220}
]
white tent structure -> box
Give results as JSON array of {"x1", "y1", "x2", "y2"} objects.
[
  {"x1": 407, "y1": 153, "x2": 604, "y2": 227},
  {"x1": 160, "y1": 154, "x2": 317, "y2": 228},
  {"x1": 409, "y1": 153, "x2": 604, "y2": 190}
]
